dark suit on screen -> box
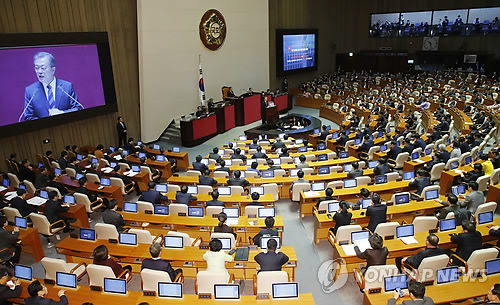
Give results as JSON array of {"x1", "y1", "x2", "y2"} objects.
[{"x1": 23, "y1": 79, "x2": 82, "y2": 121}]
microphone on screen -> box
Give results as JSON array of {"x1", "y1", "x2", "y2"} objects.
[
  {"x1": 18, "y1": 87, "x2": 39, "y2": 122},
  {"x1": 57, "y1": 85, "x2": 85, "y2": 110}
]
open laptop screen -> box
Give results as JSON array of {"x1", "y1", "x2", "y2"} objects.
[
  {"x1": 164, "y1": 236, "x2": 183, "y2": 249},
  {"x1": 214, "y1": 284, "x2": 240, "y2": 300},
  {"x1": 436, "y1": 267, "x2": 459, "y2": 284},
  {"x1": 396, "y1": 224, "x2": 414, "y2": 238},
  {"x1": 56, "y1": 272, "x2": 77, "y2": 288},
  {"x1": 104, "y1": 278, "x2": 126, "y2": 294},
  {"x1": 14, "y1": 265, "x2": 32, "y2": 281},
  {"x1": 272, "y1": 283, "x2": 298, "y2": 299},
  {"x1": 158, "y1": 282, "x2": 183, "y2": 298},
  {"x1": 439, "y1": 218, "x2": 456, "y2": 232},
  {"x1": 384, "y1": 275, "x2": 408, "y2": 292}
]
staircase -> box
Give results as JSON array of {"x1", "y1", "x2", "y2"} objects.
[{"x1": 156, "y1": 119, "x2": 182, "y2": 147}]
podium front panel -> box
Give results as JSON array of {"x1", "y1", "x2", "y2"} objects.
[
  {"x1": 243, "y1": 95, "x2": 261, "y2": 124},
  {"x1": 224, "y1": 104, "x2": 236, "y2": 131},
  {"x1": 274, "y1": 94, "x2": 288, "y2": 112}
]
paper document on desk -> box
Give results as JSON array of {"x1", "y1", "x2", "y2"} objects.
[
  {"x1": 126, "y1": 172, "x2": 138, "y2": 177},
  {"x1": 226, "y1": 219, "x2": 239, "y2": 226},
  {"x1": 454, "y1": 169, "x2": 465, "y2": 175},
  {"x1": 101, "y1": 167, "x2": 113, "y2": 173},
  {"x1": 354, "y1": 239, "x2": 372, "y2": 252},
  {"x1": 400, "y1": 236, "x2": 418, "y2": 244},
  {"x1": 85, "y1": 165, "x2": 91, "y2": 169},
  {"x1": 0, "y1": 186, "x2": 6, "y2": 192},
  {"x1": 304, "y1": 191, "x2": 321, "y2": 198},
  {"x1": 5, "y1": 191, "x2": 16, "y2": 201},
  {"x1": 414, "y1": 159, "x2": 425, "y2": 163},
  {"x1": 114, "y1": 155, "x2": 122, "y2": 160},
  {"x1": 27, "y1": 196, "x2": 47, "y2": 206},
  {"x1": 341, "y1": 244, "x2": 356, "y2": 256}
]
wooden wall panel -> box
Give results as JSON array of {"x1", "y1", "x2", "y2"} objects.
[{"x1": 0, "y1": 0, "x2": 139, "y2": 171}]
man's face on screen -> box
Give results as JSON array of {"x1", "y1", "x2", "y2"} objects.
[{"x1": 34, "y1": 56, "x2": 55, "y2": 85}]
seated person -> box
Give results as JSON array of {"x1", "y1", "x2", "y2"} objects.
[
  {"x1": 358, "y1": 134, "x2": 374, "y2": 154},
  {"x1": 209, "y1": 147, "x2": 222, "y2": 162},
  {"x1": 373, "y1": 158, "x2": 390, "y2": 176},
  {"x1": 142, "y1": 242, "x2": 182, "y2": 281},
  {"x1": 253, "y1": 216, "x2": 279, "y2": 246},
  {"x1": 480, "y1": 153, "x2": 494, "y2": 176},
  {"x1": 75, "y1": 177, "x2": 103, "y2": 205},
  {"x1": 409, "y1": 169, "x2": 431, "y2": 199},
  {"x1": 272, "y1": 138, "x2": 285, "y2": 150},
  {"x1": 387, "y1": 280, "x2": 433, "y2": 305},
  {"x1": 111, "y1": 165, "x2": 140, "y2": 195},
  {"x1": 24, "y1": 280, "x2": 68, "y2": 305},
  {"x1": 289, "y1": 170, "x2": 309, "y2": 193},
  {"x1": 248, "y1": 192, "x2": 264, "y2": 206},
  {"x1": 18, "y1": 159, "x2": 36, "y2": 183},
  {"x1": 102, "y1": 199, "x2": 126, "y2": 233},
  {"x1": 34, "y1": 167, "x2": 50, "y2": 189},
  {"x1": 214, "y1": 212, "x2": 236, "y2": 238},
  {"x1": 354, "y1": 233, "x2": 388, "y2": 274},
  {"x1": 316, "y1": 187, "x2": 336, "y2": 209},
  {"x1": 347, "y1": 161, "x2": 363, "y2": 178},
  {"x1": 139, "y1": 182, "x2": 167, "y2": 205},
  {"x1": 227, "y1": 170, "x2": 250, "y2": 188},
  {"x1": 230, "y1": 148, "x2": 247, "y2": 161},
  {"x1": 435, "y1": 194, "x2": 471, "y2": 223},
  {"x1": 199, "y1": 169, "x2": 217, "y2": 186},
  {"x1": 354, "y1": 188, "x2": 371, "y2": 207},
  {"x1": 295, "y1": 155, "x2": 309, "y2": 169},
  {"x1": 252, "y1": 146, "x2": 268, "y2": 159},
  {"x1": 330, "y1": 201, "x2": 352, "y2": 235},
  {"x1": 366, "y1": 193, "x2": 386, "y2": 233},
  {"x1": 247, "y1": 162, "x2": 261, "y2": 177},
  {"x1": 192, "y1": 155, "x2": 208, "y2": 172},
  {"x1": 450, "y1": 220, "x2": 482, "y2": 265},
  {"x1": 175, "y1": 185, "x2": 197, "y2": 205},
  {"x1": 10, "y1": 189, "x2": 37, "y2": 217},
  {"x1": 0, "y1": 268, "x2": 22, "y2": 304},
  {"x1": 462, "y1": 181, "x2": 485, "y2": 213},
  {"x1": 203, "y1": 239, "x2": 233, "y2": 281},
  {"x1": 266, "y1": 159, "x2": 281, "y2": 171},
  {"x1": 319, "y1": 125, "x2": 329, "y2": 141},
  {"x1": 249, "y1": 139, "x2": 260, "y2": 150},
  {"x1": 254, "y1": 239, "x2": 289, "y2": 272},
  {"x1": 0, "y1": 216, "x2": 21, "y2": 264},
  {"x1": 462, "y1": 163, "x2": 485, "y2": 183},
  {"x1": 278, "y1": 147, "x2": 289, "y2": 158},
  {"x1": 206, "y1": 190, "x2": 224, "y2": 207},
  {"x1": 386, "y1": 141, "x2": 402, "y2": 161},
  {"x1": 216, "y1": 159, "x2": 231, "y2": 174},
  {"x1": 396, "y1": 234, "x2": 449, "y2": 272},
  {"x1": 44, "y1": 191, "x2": 72, "y2": 234},
  {"x1": 48, "y1": 173, "x2": 68, "y2": 196},
  {"x1": 92, "y1": 245, "x2": 132, "y2": 278}
]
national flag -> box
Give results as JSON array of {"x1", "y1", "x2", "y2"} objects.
[{"x1": 199, "y1": 63, "x2": 206, "y2": 106}]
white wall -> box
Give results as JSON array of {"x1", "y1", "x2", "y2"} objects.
[{"x1": 138, "y1": 0, "x2": 269, "y2": 142}]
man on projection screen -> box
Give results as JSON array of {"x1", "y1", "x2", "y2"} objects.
[{"x1": 22, "y1": 51, "x2": 83, "y2": 121}]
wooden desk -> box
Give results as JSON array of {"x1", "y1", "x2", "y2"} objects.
[
  {"x1": 57, "y1": 176, "x2": 124, "y2": 207},
  {"x1": 313, "y1": 199, "x2": 443, "y2": 244},
  {"x1": 439, "y1": 164, "x2": 473, "y2": 195},
  {"x1": 56, "y1": 238, "x2": 297, "y2": 280},
  {"x1": 295, "y1": 95, "x2": 326, "y2": 109},
  {"x1": 162, "y1": 192, "x2": 276, "y2": 212},
  {"x1": 487, "y1": 184, "x2": 500, "y2": 205},
  {"x1": 319, "y1": 105, "x2": 346, "y2": 126},
  {"x1": 402, "y1": 156, "x2": 433, "y2": 172},
  {"x1": 6, "y1": 226, "x2": 44, "y2": 262},
  {"x1": 144, "y1": 147, "x2": 189, "y2": 170},
  {"x1": 125, "y1": 156, "x2": 172, "y2": 179},
  {"x1": 120, "y1": 213, "x2": 283, "y2": 242}
]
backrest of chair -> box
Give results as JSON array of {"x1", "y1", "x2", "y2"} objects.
[
  {"x1": 274, "y1": 169, "x2": 286, "y2": 177},
  {"x1": 261, "y1": 184, "x2": 278, "y2": 201},
  {"x1": 109, "y1": 177, "x2": 126, "y2": 195},
  {"x1": 45, "y1": 186, "x2": 61, "y2": 198},
  {"x1": 445, "y1": 157, "x2": 459, "y2": 170},
  {"x1": 245, "y1": 171, "x2": 258, "y2": 178},
  {"x1": 65, "y1": 167, "x2": 76, "y2": 178},
  {"x1": 86, "y1": 173, "x2": 100, "y2": 184},
  {"x1": 197, "y1": 185, "x2": 213, "y2": 195},
  {"x1": 335, "y1": 225, "x2": 362, "y2": 243},
  {"x1": 167, "y1": 231, "x2": 193, "y2": 246},
  {"x1": 363, "y1": 265, "x2": 399, "y2": 291},
  {"x1": 118, "y1": 163, "x2": 130, "y2": 171},
  {"x1": 41, "y1": 257, "x2": 69, "y2": 280},
  {"x1": 327, "y1": 152, "x2": 337, "y2": 159},
  {"x1": 373, "y1": 222, "x2": 399, "y2": 238},
  {"x1": 291, "y1": 183, "x2": 311, "y2": 201},
  {"x1": 167, "y1": 184, "x2": 181, "y2": 193},
  {"x1": 389, "y1": 192, "x2": 410, "y2": 203},
  {"x1": 100, "y1": 159, "x2": 110, "y2": 167},
  {"x1": 490, "y1": 169, "x2": 500, "y2": 185},
  {"x1": 210, "y1": 232, "x2": 235, "y2": 249},
  {"x1": 29, "y1": 213, "x2": 51, "y2": 236},
  {"x1": 213, "y1": 171, "x2": 229, "y2": 178},
  {"x1": 345, "y1": 140, "x2": 355, "y2": 150},
  {"x1": 231, "y1": 159, "x2": 243, "y2": 166},
  {"x1": 318, "y1": 200, "x2": 337, "y2": 213},
  {"x1": 326, "y1": 181, "x2": 343, "y2": 189},
  {"x1": 459, "y1": 152, "x2": 471, "y2": 166},
  {"x1": 421, "y1": 185, "x2": 440, "y2": 199},
  {"x1": 430, "y1": 163, "x2": 445, "y2": 181},
  {"x1": 74, "y1": 192, "x2": 92, "y2": 213},
  {"x1": 7, "y1": 173, "x2": 20, "y2": 188},
  {"x1": 95, "y1": 223, "x2": 119, "y2": 240},
  {"x1": 475, "y1": 202, "x2": 497, "y2": 220},
  {"x1": 395, "y1": 152, "x2": 409, "y2": 167},
  {"x1": 412, "y1": 216, "x2": 438, "y2": 233},
  {"x1": 477, "y1": 175, "x2": 490, "y2": 192},
  {"x1": 51, "y1": 161, "x2": 60, "y2": 169},
  {"x1": 467, "y1": 248, "x2": 499, "y2": 274},
  {"x1": 471, "y1": 147, "x2": 479, "y2": 160},
  {"x1": 417, "y1": 254, "x2": 449, "y2": 282},
  {"x1": 356, "y1": 176, "x2": 372, "y2": 186},
  {"x1": 141, "y1": 269, "x2": 172, "y2": 292},
  {"x1": 128, "y1": 228, "x2": 153, "y2": 244},
  {"x1": 386, "y1": 172, "x2": 400, "y2": 182},
  {"x1": 137, "y1": 201, "x2": 154, "y2": 213},
  {"x1": 169, "y1": 203, "x2": 188, "y2": 216},
  {"x1": 280, "y1": 157, "x2": 293, "y2": 164},
  {"x1": 206, "y1": 206, "x2": 223, "y2": 216},
  {"x1": 301, "y1": 168, "x2": 314, "y2": 176},
  {"x1": 330, "y1": 166, "x2": 342, "y2": 173},
  {"x1": 196, "y1": 271, "x2": 228, "y2": 294},
  {"x1": 229, "y1": 186, "x2": 244, "y2": 195},
  {"x1": 187, "y1": 170, "x2": 201, "y2": 177},
  {"x1": 87, "y1": 264, "x2": 116, "y2": 287},
  {"x1": 22, "y1": 180, "x2": 36, "y2": 194},
  {"x1": 256, "y1": 271, "x2": 289, "y2": 294},
  {"x1": 245, "y1": 206, "x2": 260, "y2": 217},
  {"x1": 3, "y1": 207, "x2": 22, "y2": 223}
]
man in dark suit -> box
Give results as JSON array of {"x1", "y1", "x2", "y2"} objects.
[
  {"x1": 44, "y1": 191, "x2": 71, "y2": 233},
  {"x1": 450, "y1": 220, "x2": 482, "y2": 265},
  {"x1": 254, "y1": 239, "x2": 289, "y2": 271},
  {"x1": 18, "y1": 159, "x2": 36, "y2": 183},
  {"x1": 491, "y1": 148, "x2": 500, "y2": 169},
  {"x1": 435, "y1": 194, "x2": 471, "y2": 224},
  {"x1": 142, "y1": 242, "x2": 182, "y2": 281},
  {"x1": 199, "y1": 169, "x2": 217, "y2": 186},
  {"x1": 0, "y1": 216, "x2": 21, "y2": 264},
  {"x1": 175, "y1": 185, "x2": 197, "y2": 205},
  {"x1": 216, "y1": 160, "x2": 231, "y2": 174},
  {"x1": 48, "y1": 173, "x2": 68, "y2": 196},
  {"x1": 253, "y1": 216, "x2": 279, "y2": 246},
  {"x1": 319, "y1": 125, "x2": 329, "y2": 141},
  {"x1": 459, "y1": 136, "x2": 471, "y2": 153},
  {"x1": 402, "y1": 138, "x2": 414, "y2": 154},
  {"x1": 230, "y1": 148, "x2": 247, "y2": 161},
  {"x1": 429, "y1": 127, "x2": 441, "y2": 143},
  {"x1": 271, "y1": 138, "x2": 286, "y2": 150},
  {"x1": 57, "y1": 151, "x2": 70, "y2": 170},
  {"x1": 75, "y1": 177, "x2": 102, "y2": 205},
  {"x1": 102, "y1": 199, "x2": 126, "y2": 232},
  {"x1": 396, "y1": 234, "x2": 449, "y2": 272},
  {"x1": 206, "y1": 190, "x2": 224, "y2": 207},
  {"x1": 23, "y1": 52, "x2": 82, "y2": 121},
  {"x1": 227, "y1": 170, "x2": 250, "y2": 188},
  {"x1": 366, "y1": 193, "x2": 387, "y2": 232},
  {"x1": 24, "y1": 280, "x2": 68, "y2": 305},
  {"x1": 347, "y1": 161, "x2": 363, "y2": 178},
  {"x1": 111, "y1": 165, "x2": 140, "y2": 195},
  {"x1": 10, "y1": 189, "x2": 37, "y2": 218},
  {"x1": 208, "y1": 147, "x2": 222, "y2": 162},
  {"x1": 252, "y1": 146, "x2": 268, "y2": 159},
  {"x1": 124, "y1": 138, "x2": 137, "y2": 154},
  {"x1": 358, "y1": 134, "x2": 374, "y2": 153},
  {"x1": 192, "y1": 155, "x2": 208, "y2": 172},
  {"x1": 463, "y1": 163, "x2": 484, "y2": 183},
  {"x1": 387, "y1": 141, "x2": 402, "y2": 161},
  {"x1": 374, "y1": 158, "x2": 390, "y2": 176},
  {"x1": 0, "y1": 268, "x2": 23, "y2": 305},
  {"x1": 387, "y1": 280, "x2": 434, "y2": 305},
  {"x1": 34, "y1": 167, "x2": 50, "y2": 189},
  {"x1": 413, "y1": 134, "x2": 426, "y2": 151},
  {"x1": 266, "y1": 159, "x2": 281, "y2": 171},
  {"x1": 248, "y1": 192, "x2": 264, "y2": 207},
  {"x1": 261, "y1": 96, "x2": 268, "y2": 124},
  {"x1": 116, "y1": 116, "x2": 127, "y2": 147},
  {"x1": 409, "y1": 169, "x2": 431, "y2": 198},
  {"x1": 139, "y1": 182, "x2": 167, "y2": 205}
]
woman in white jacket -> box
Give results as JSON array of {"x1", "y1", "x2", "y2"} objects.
[{"x1": 203, "y1": 239, "x2": 233, "y2": 281}]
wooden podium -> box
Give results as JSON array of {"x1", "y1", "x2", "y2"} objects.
[{"x1": 265, "y1": 105, "x2": 279, "y2": 124}]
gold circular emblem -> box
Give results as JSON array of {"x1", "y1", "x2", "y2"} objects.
[{"x1": 199, "y1": 9, "x2": 226, "y2": 51}]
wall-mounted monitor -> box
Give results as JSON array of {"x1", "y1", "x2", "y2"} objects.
[
  {"x1": 370, "y1": 13, "x2": 400, "y2": 37},
  {"x1": 276, "y1": 29, "x2": 318, "y2": 76}
]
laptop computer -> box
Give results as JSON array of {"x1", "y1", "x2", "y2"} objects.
[
  {"x1": 261, "y1": 236, "x2": 281, "y2": 249},
  {"x1": 343, "y1": 179, "x2": 357, "y2": 188},
  {"x1": 343, "y1": 164, "x2": 353, "y2": 172},
  {"x1": 424, "y1": 189, "x2": 439, "y2": 200},
  {"x1": 258, "y1": 208, "x2": 275, "y2": 218},
  {"x1": 250, "y1": 186, "x2": 264, "y2": 195},
  {"x1": 187, "y1": 186, "x2": 198, "y2": 195},
  {"x1": 76, "y1": 173, "x2": 84, "y2": 180},
  {"x1": 485, "y1": 259, "x2": 500, "y2": 275},
  {"x1": 76, "y1": 154, "x2": 83, "y2": 161},
  {"x1": 158, "y1": 282, "x2": 183, "y2": 298},
  {"x1": 368, "y1": 160, "x2": 378, "y2": 169},
  {"x1": 332, "y1": 132, "x2": 339, "y2": 139},
  {"x1": 436, "y1": 266, "x2": 459, "y2": 284},
  {"x1": 123, "y1": 202, "x2": 138, "y2": 213},
  {"x1": 138, "y1": 152, "x2": 146, "y2": 159},
  {"x1": 384, "y1": 274, "x2": 408, "y2": 292},
  {"x1": 298, "y1": 147, "x2": 307, "y2": 153},
  {"x1": 339, "y1": 152, "x2": 349, "y2": 159},
  {"x1": 411, "y1": 152, "x2": 419, "y2": 161},
  {"x1": 217, "y1": 187, "x2": 231, "y2": 196},
  {"x1": 164, "y1": 236, "x2": 184, "y2": 249},
  {"x1": 295, "y1": 139, "x2": 304, "y2": 144},
  {"x1": 214, "y1": 284, "x2": 240, "y2": 300},
  {"x1": 119, "y1": 232, "x2": 137, "y2": 245},
  {"x1": 289, "y1": 169, "x2": 300, "y2": 177},
  {"x1": 395, "y1": 193, "x2": 410, "y2": 204},
  {"x1": 100, "y1": 177, "x2": 111, "y2": 186},
  {"x1": 223, "y1": 208, "x2": 239, "y2": 218},
  {"x1": 54, "y1": 168, "x2": 61, "y2": 176},
  {"x1": 403, "y1": 171, "x2": 415, "y2": 180},
  {"x1": 154, "y1": 144, "x2": 161, "y2": 150},
  {"x1": 39, "y1": 190, "x2": 49, "y2": 199},
  {"x1": 109, "y1": 146, "x2": 115, "y2": 153},
  {"x1": 425, "y1": 148, "x2": 432, "y2": 155},
  {"x1": 311, "y1": 182, "x2": 325, "y2": 191},
  {"x1": 15, "y1": 217, "x2": 27, "y2": 229},
  {"x1": 317, "y1": 144, "x2": 326, "y2": 150},
  {"x1": 63, "y1": 195, "x2": 75, "y2": 205},
  {"x1": 354, "y1": 138, "x2": 362, "y2": 145},
  {"x1": 80, "y1": 228, "x2": 96, "y2": 241},
  {"x1": 155, "y1": 184, "x2": 168, "y2": 192},
  {"x1": 439, "y1": 218, "x2": 456, "y2": 232},
  {"x1": 239, "y1": 135, "x2": 247, "y2": 141},
  {"x1": 14, "y1": 265, "x2": 32, "y2": 281},
  {"x1": 271, "y1": 158, "x2": 281, "y2": 165},
  {"x1": 2, "y1": 178, "x2": 8, "y2": 187},
  {"x1": 478, "y1": 211, "x2": 494, "y2": 224},
  {"x1": 328, "y1": 201, "x2": 340, "y2": 213},
  {"x1": 396, "y1": 224, "x2": 414, "y2": 239},
  {"x1": 173, "y1": 146, "x2": 181, "y2": 153},
  {"x1": 449, "y1": 161, "x2": 459, "y2": 170},
  {"x1": 361, "y1": 199, "x2": 371, "y2": 209},
  {"x1": 18, "y1": 184, "x2": 26, "y2": 191},
  {"x1": 188, "y1": 207, "x2": 204, "y2": 217},
  {"x1": 314, "y1": 128, "x2": 320, "y2": 134},
  {"x1": 154, "y1": 205, "x2": 169, "y2": 215},
  {"x1": 317, "y1": 154, "x2": 328, "y2": 161},
  {"x1": 262, "y1": 170, "x2": 274, "y2": 178},
  {"x1": 351, "y1": 230, "x2": 370, "y2": 243},
  {"x1": 104, "y1": 278, "x2": 127, "y2": 294},
  {"x1": 318, "y1": 167, "x2": 330, "y2": 175},
  {"x1": 56, "y1": 272, "x2": 77, "y2": 289},
  {"x1": 212, "y1": 237, "x2": 232, "y2": 250},
  {"x1": 451, "y1": 184, "x2": 466, "y2": 196},
  {"x1": 380, "y1": 144, "x2": 387, "y2": 152},
  {"x1": 375, "y1": 175, "x2": 387, "y2": 184},
  {"x1": 272, "y1": 283, "x2": 298, "y2": 299},
  {"x1": 464, "y1": 156, "x2": 472, "y2": 165},
  {"x1": 156, "y1": 155, "x2": 165, "y2": 162}
]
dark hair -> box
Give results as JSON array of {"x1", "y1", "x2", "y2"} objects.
[
  {"x1": 181, "y1": 185, "x2": 188, "y2": 193},
  {"x1": 468, "y1": 181, "x2": 479, "y2": 191},
  {"x1": 251, "y1": 192, "x2": 260, "y2": 201},
  {"x1": 408, "y1": 280, "x2": 426, "y2": 299},
  {"x1": 473, "y1": 163, "x2": 483, "y2": 171},
  {"x1": 148, "y1": 181, "x2": 156, "y2": 190},
  {"x1": 265, "y1": 216, "x2": 275, "y2": 228},
  {"x1": 27, "y1": 280, "x2": 43, "y2": 297},
  {"x1": 0, "y1": 268, "x2": 8, "y2": 279},
  {"x1": 378, "y1": 158, "x2": 387, "y2": 164},
  {"x1": 211, "y1": 190, "x2": 219, "y2": 200},
  {"x1": 45, "y1": 150, "x2": 52, "y2": 157},
  {"x1": 60, "y1": 151, "x2": 68, "y2": 158},
  {"x1": 219, "y1": 160, "x2": 226, "y2": 167},
  {"x1": 299, "y1": 155, "x2": 306, "y2": 162},
  {"x1": 217, "y1": 212, "x2": 227, "y2": 227},
  {"x1": 213, "y1": 147, "x2": 219, "y2": 153},
  {"x1": 92, "y1": 245, "x2": 109, "y2": 261},
  {"x1": 325, "y1": 187, "x2": 333, "y2": 197},
  {"x1": 96, "y1": 144, "x2": 104, "y2": 150},
  {"x1": 234, "y1": 170, "x2": 241, "y2": 178},
  {"x1": 0, "y1": 216, "x2": 7, "y2": 226},
  {"x1": 49, "y1": 173, "x2": 56, "y2": 181},
  {"x1": 113, "y1": 165, "x2": 120, "y2": 172},
  {"x1": 78, "y1": 177, "x2": 87, "y2": 186},
  {"x1": 256, "y1": 146, "x2": 262, "y2": 152},
  {"x1": 462, "y1": 220, "x2": 476, "y2": 232},
  {"x1": 416, "y1": 169, "x2": 425, "y2": 177},
  {"x1": 297, "y1": 170, "x2": 304, "y2": 178},
  {"x1": 426, "y1": 234, "x2": 439, "y2": 247},
  {"x1": 368, "y1": 233, "x2": 383, "y2": 249},
  {"x1": 235, "y1": 148, "x2": 241, "y2": 155},
  {"x1": 196, "y1": 155, "x2": 202, "y2": 162},
  {"x1": 352, "y1": 161, "x2": 359, "y2": 169},
  {"x1": 106, "y1": 199, "x2": 117, "y2": 210},
  {"x1": 492, "y1": 284, "x2": 500, "y2": 299},
  {"x1": 339, "y1": 201, "x2": 349, "y2": 213},
  {"x1": 371, "y1": 193, "x2": 381, "y2": 205},
  {"x1": 204, "y1": 169, "x2": 211, "y2": 176},
  {"x1": 251, "y1": 162, "x2": 258, "y2": 169},
  {"x1": 267, "y1": 159, "x2": 274, "y2": 166},
  {"x1": 360, "y1": 188, "x2": 369, "y2": 198},
  {"x1": 16, "y1": 188, "x2": 27, "y2": 196},
  {"x1": 480, "y1": 153, "x2": 488, "y2": 161},
  {"x1": 267, "y1": 238, "x2": 278, "y2": 251},
  {"x1": 209, "y1": 239, "x2": 223, "y2": 252},
  {"x1": 48, "y1": 190, "x2": 58, "y2": 200},
  {"x1": 448, "y1": 194, "x2": 458, "y2": 205}
]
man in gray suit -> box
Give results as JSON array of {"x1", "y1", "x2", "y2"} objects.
[
  {"x1": 347, "y1": 161, "x2": 363, "y2": 178},
  {"x1": 102, "y1": 200, "x2": 126, "y2": 232},
  {"x1": 289, "y1": 170, "x2": 309, "y2": 192},
  {"x1": 387, "y1": 280, "x2": 434, "y2": 305},
  {"x1": 461, "y1": 181, "x2": 484, "y2": 213}
]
